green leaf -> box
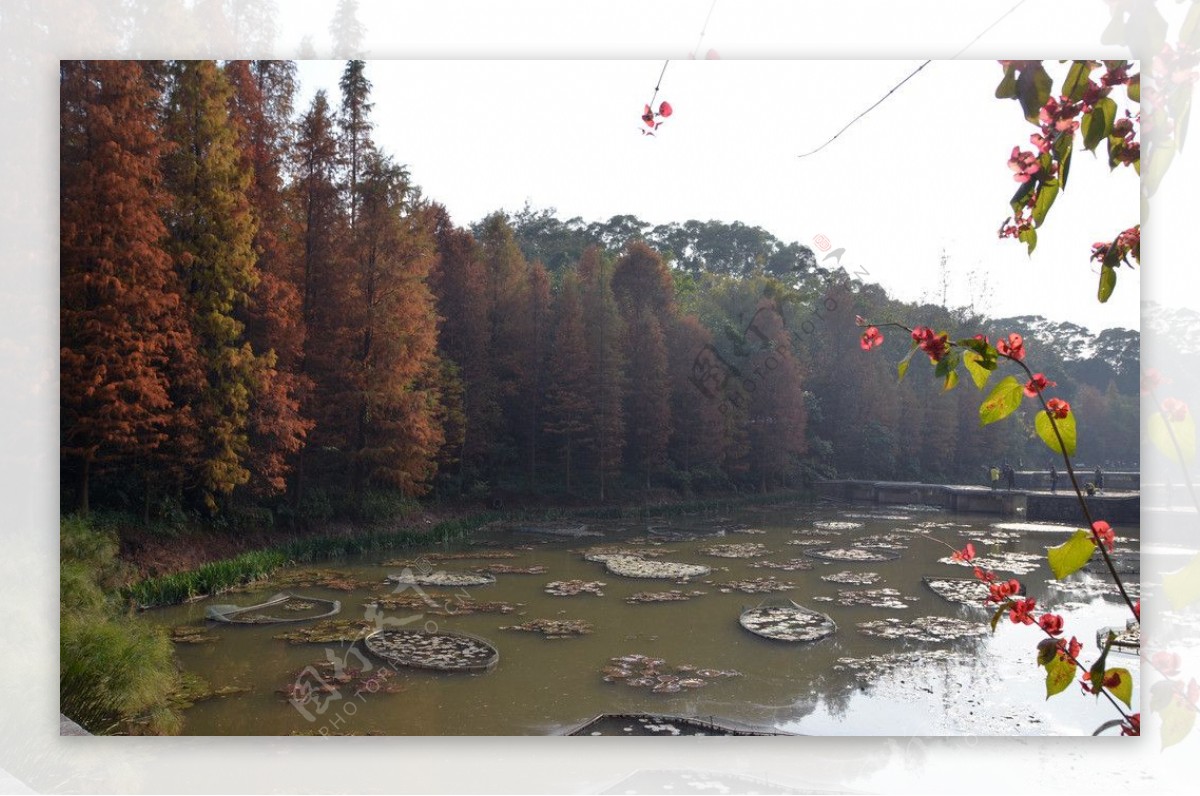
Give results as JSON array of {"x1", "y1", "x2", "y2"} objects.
[
  {"x1": 1083, "y1": 96, "x2": 1117, "y2": 152},
  {"x1": 979, "y1": 376, "x2": 1024, "y2": 426},
  {"x1": 1018, "y1": 226, "x2": 1037, "y2": 254},
  {"x1": 1047, "y1": 529, "x2": 1097, "y2": 579},
  {"x1": 995, "y1": 64, "x2": 1018, "y2": 99},
  {"x1": 1062, "y1": 61, "x2": 1093, "y2": 102},
  {"x1": 933, "y1": 348, "x2": 958, "y2": 379},
  {"x1": 1031, "y1": 178, "x2": 1060, "y2": 227},
  {"x1": 942, "y1": 368, "x2": 959, "y2": 392},
  {"x1": 1044, "y1": 652, "x2": 1076, "y2": 698},
  {"x1": 963, "y1": 351, "x2": 991, "y2": 390},
  {"x1": 1055, "y1": 133, "x2": 1073, "y2": 190},
  {"x1": 1035, "y1": 407, "x2": 1076, "y2": 456},
  {"x1": 1126, "y1": 73, "x2": 1140, "y2": 103},
  {"x1": 1009, "y1": 179, "x2": 1036, "y2": 217},
  {"x1": 990, "y1": 603, "x2": 1009, "y2": 633},
  {"x1": 1104, "y1": 667, "x2": 1133, "y2": 709},
  {"x1": 1098, "y1": 265, "x2": 1117, "y2": 303},
  {"x1": 1160, "y1": 693, "x2": 1197, "y2": 749},
  {"x1": 896, "y1": 344, "x2": 918, "y2": 382},
  {"x1": 1016, "y1": 63, "x2": 1053, "y2": 124},
  {"x1": 1036, "y1": 637, "x2": 1059, "y2": 667},
  {"x1": 1089, "y1": 632, "x2": 1115, "y2": 699}
]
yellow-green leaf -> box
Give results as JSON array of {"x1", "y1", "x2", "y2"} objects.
[
  {"x1": 1104, "y1": 667, "x2": 1133, "y2": 709},
  {"x1": 942, "y1": 368, "x2": 959, "y2": 392},
  {"x1": 1035, "y1": 408, "x2": 1077, "y2": 456},
  {"x1": 1098, "y1": 265, "x2": 1116, "y2": 303},
  {"x1": 963, "y1": 351, "x2": 991, "y2": 391},
  {"x1": 1149, "y1": 410, "x2": 1196, "y2": 464},
  {"x1": 1157, "y1": 687, "x2": 1197, "y2": 749},
  {"x1": 1164, "y1": 552, "x2": 1200, "y2": 610},
  {"x1": 1045, "y1": 652, "x2": 1075, "y2": 698},
  {"x1": 1047, "y1": 529, "x2": 1096, "y2": 579},
  {"x1": 980, "y1": 376, "x2": 1024, "y2": 426}
]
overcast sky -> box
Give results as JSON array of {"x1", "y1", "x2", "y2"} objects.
[{"x1": 292, "y1": 57, "x2": 1141, "y2": 333}]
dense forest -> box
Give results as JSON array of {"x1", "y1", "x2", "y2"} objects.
[{"x1": 61, "y1": 59, "x2": 1140, "y2": 526}]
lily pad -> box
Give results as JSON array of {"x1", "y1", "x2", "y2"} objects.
[
  {"x1": 499, "y1": 618, "x2": 593, "y2": 638},
  {"x1": 820, "y1": 571, "x2": 881, "y2": 586},
  {"x1": 713, "y1": 577, "x2": 795, "y2": 595},
  {"x1": 274, "y1": 619, "x2": 375, "y2": 645},
  {"x1": 750, "y1": 558, "x2": 814, "y2": 572},
  {"x1": 856, "y1": 615, "x2": 988, "y2": 643},
  {"x1": 836, "y1": 588, "x2": 918, "y2": 610},
  {"x1": 806, "y1": 547, "x2": 900, "y2": 563},
  {"x1": 625, "y1": 590, "x2": 705, "y2": 604},
  {"x1": 814, "y1": 520, "x2": 864, "y2": 531},
  {"x1": 699, "y1": 543, "x2": 770, "y2": 559},
  {"x1": 922, "y1": 576, "x2": 992, "y2": 606},
  {"x1": 601, "y1": 653, "x2": 741, "y2": 691},
  {"x1": 740, "y1": 602, "x2": 836, "y2": 642},
  {"x1": 602, "y1": 555, "x2": 710, "y2": 580},
  {"x1": 545, "y1": 580, "x2": 606, "y2": 597},
  {"x1": 387, "y1": 570, "x2": 496, "y2": 588},
  {"x1": 170, "y1": 625, "x2": 220, "y2": 644}
]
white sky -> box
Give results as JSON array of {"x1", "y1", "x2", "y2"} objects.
[{"x1": 292, "y1": 57, "x2": 1140, "y2": 332}]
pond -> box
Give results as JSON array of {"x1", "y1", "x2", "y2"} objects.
[{"x1": 144, "y1": 500, "x2": 1140, "y2": 736}]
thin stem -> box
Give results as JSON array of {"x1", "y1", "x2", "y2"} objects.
[{"x1": 1147, "y1": 385, "x2": 1200, "y2": 514}]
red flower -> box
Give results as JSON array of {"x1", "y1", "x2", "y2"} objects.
[
  {"x1": 1162, "y1": 397, "x2": 1189, "y2": 422},
  {"x1": 1066, "y1": 635, "x2": 1082, "y2": 660},
  {"x1": 1023, "y1": 373, "x2": 1056, "y2": 397},
  {"x1": 996, "y1": 332, "x2": 1025, "y2": 361},
  {"x1": 658, "y1": 101, "x2": 673, "y2": 118},
  {"x1": 860, "y1": 326, "x2": 884, "y2": 351},
  {"x1": 1140, "y1": 368, "x2": 1164, "y2": 395},
  {"x1": 1007, "y1": 146, "x2": 1041, "y2": 183},
  {"x1": 987, "y1": 578, "x2": 1021, "y2": 604},
  {"x1": 642, "y1": 105, "x2": 656, "y2": 127},
  {"x1": 911, "y1": 326, "x2": 949, "y2": 363},
  {"x1": 1038, "y1": 613, "x2": 1065, "y2": 636},
  {"x1": 951, "y1": 542, "x2": 975, "y2": 562},
  {"x1": 1121, "y1": 714, "x2": 1140, "y2": 736},
  {"x1": 1046, "y1": 398, "x2": 1071, "y2": 419},
  {"x1": 973, "y1": 566, "x2": 996, "y2": 583},
  {"x1": 1038, "y1": 96, "x2": 1081, "y2": 133},
  {"x1": 1152, "y1": 650, "x2": 1181, "y2": 677},
  {"x1": 1092, "y1": 520, "x2": 1115, "y2": 552},
  {"x1": 1009, "y1": 596, "x2": 1037, "y2": 625}
]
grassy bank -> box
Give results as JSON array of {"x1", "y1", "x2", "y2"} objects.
[{"x1": 123, "y1": 488, "x2": 813, "y2": 608}]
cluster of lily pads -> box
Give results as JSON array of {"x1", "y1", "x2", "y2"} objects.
[
  {"x1": 275, "y1": 618, "x2": 373, "y2": 644},
  {"x1": 805, "y1": 547, "x2": 900, "y2": 563},
  {"x1": 600, "y1": 653, "x2": 741, "y2": 693},
  {"x1": 471, "y1": 563, "x2": 547, "y2": 575},
  {"x1": 601, "y1": 554, "x2": 710, "y2": 580},
  {"x1": 625, "y1": 590, "x2": 706, "y2": 603},
  {"x1": 937, "y1": 550, "x2": 1042, "y2": 575},
  {"x1": 820, "y1": 571, "x2": 881, "y2": 585},
  {"x1": 499, "y1": 618, "x2": 593, "y2": 638},
  {"x1": 366, "y1": 593, "x2": 521, "y2": 615},
  {"x1": 712, "y1": 577, "x2": 794, "y2": 595},
  {"x1": 544, "y1": 580, "x2": 606, "y2": 597},
  {"x1": 921, "y1": 577, "x2": 991, "y2": 606},
  {"x1": 856, "y1": 616, "x2": 988, "y2": 642},
  {"x1": 170, "y1": 625, "x2": 219, "y2": 644},
  {"x1": 387, "y1": 570, "x2": 496, "y2": 588},
  {"x1": 835, "y1": 588, "x2": 917, "y2": 610},
  {"x1": 749, "y1": 558, "x2": 814, "y2": 572},
  {"x1": 698, "y1": 542, "x2": 770, "y2": 559}
]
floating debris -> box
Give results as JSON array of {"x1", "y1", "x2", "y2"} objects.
[
  {"x1": 806, "y1": 547, "x2": 900, "y2": 563},
  {"x1": 625, "y1": 590, "x2": 706, "y2": 604},
  {"x1": 990, "y1": 521, "x2": 1077, "y2": 534},
  {"x1": 857, "y1": 616, "x2": 988, "y2": 643},
  {"x1": 367, "y1": 593, "x2": 520, "y2": 615},
  {"x1": 170, "y1": 626, "x2": 220, "y2": 644},
  {"x1": 739, "y1": 601, "x2": 836, "y2": 642},
  {"x1": 545, "y1": 580, "x2": 606, "y2": 597},
  {"x1": 516, "y1": 523, "x2": 601, "y2": 538},
  {"x1": 471, "y1": 563, "x2": 547, "y2": 575},
  {"x1": 699, "y1": 542, "x2": 769, "y2": 559},
  {"x1": 814, "y1": 520, "x2": 864, "y2": 531},
  {"x1": 750, "y1": 558, "x2": 814, "y2": 572},
  {"x1": 713, "y1": 577, "x2": 794, "y2": 595},
  {"x1": 601, "y1": 653, "x2": 741, "y2": 691},
  {"x1": 854, "y1": 533, "x2": 911, "y2": 550},
  {"x1": 785, "y1": 538, "x2": 835, "y2": 547},
  {"x1": 387, "y1": 570, "x2": 496, "y2": 588},
  {"x1": 170, "y1": 672, "x2": 248, "y2": 710},
  {"x1": 820, "y1": 571, "x2": 881, "y2": 585},
  {"x1": 364, "y1": 629, "x2": 499, "y2": 671},
  {"x1": 207, "y1": 592, "x2": 341, "y2": 624},
  {"x1": 922, "y1": 576, "x2": 992, "y2": 606},
  {"x1": 836, "y1": 588, "x2": 917, "y2": 610},
  {"x1": 602, "y1": 555, "x2": 710, "y2": 580},
  {"x1": 275, "y1": 619, "x2": 375, "y2": 645},
  {"x1": 382, "y1": 551, "x2": 518, "y2": 566},
  {"x1": 834, "y1": 648, "x2": 961, "y2": 682},
  {"x1": 938, "y1": 551, "x2": 1042, "y2": 575},
  {"x1": 499, "y1": 618, "x2": 594, "y2": 638}
]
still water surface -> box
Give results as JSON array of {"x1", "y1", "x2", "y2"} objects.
[{"x1": 144, "y1": 501, "x2": 1139, "y2": 735}]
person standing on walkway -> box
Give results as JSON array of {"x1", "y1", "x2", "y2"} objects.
[
  {"x1": 1049, "y1": 464, "x2": 1059, "y2": 494},
  {"x1": 990, "y1": 465, "x2": 1000, "y2": 490},
  {"x1": 1004, "y1": 463, "x2": 1015, "y2": 490},
  {"x1": 1094, "y1": 466, "x2": 1104, "y2": 492}
]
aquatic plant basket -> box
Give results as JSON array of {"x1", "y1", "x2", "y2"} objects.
[
  {"x1": 738, "y1": 599, "x2": 837, "y2": 642},
  {"x1": 563, "y1": 713, "x2": 785, "y2": 736},
  {"x1": 386, "y1": 570, "x2": 497, "y2": 588},
  {"x1": 363, "y1": 628, "x2": 500, "y2": 672},
  {"x1": 205, "y1": 592, "x2": 341, "y2": 624}
]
